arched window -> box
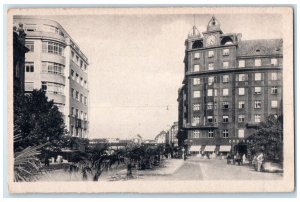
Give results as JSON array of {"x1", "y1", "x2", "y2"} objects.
[
  {"x1": 192, "y1": 40, "x2": 203, "y2": 49},
  {"x1": 221, "y1": 37, "x2": 234, "y2": 45}
]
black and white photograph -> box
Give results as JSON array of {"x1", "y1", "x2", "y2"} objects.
[{"x1": 7, "y1": 7, "x2": 294, "y2": 193}]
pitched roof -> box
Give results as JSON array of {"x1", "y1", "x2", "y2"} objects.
[{"x1": 237, "y1": 39, "x2": 283, "y2": 57}]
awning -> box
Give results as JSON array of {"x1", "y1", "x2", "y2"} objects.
[
  {"x1": 219, "y1": 145, "x2": 232, "y2": 152},
  {"x1": 204, "y1": 145, "x2": 216, "y2": 152},
  {"x1": 189, "y1": 145, "x2": 201, "y2": 152}
]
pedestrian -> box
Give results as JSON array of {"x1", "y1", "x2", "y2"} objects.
[
  {"x1": 226, "y1": 153, "x2": 231, "y2": 164},
  {"x1": 236, "y1": 153, "x2": 242, "y2": 166},
  {"x1": 256, "y1": 152, "x2": 264, "y2": 172},
  {"x1": 252, "y1": 154, "x2": 257, "y2": 170},
  {"x1": 233, "y1": 153, "x2": 236, "y2": 165},
  {"x1": 242, "y1": 154, "x2": 246, "y2": 164}
]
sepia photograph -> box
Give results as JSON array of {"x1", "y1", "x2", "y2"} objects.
[{"x1": 7, "y1": 7, "x2": 294, "y2": 193}]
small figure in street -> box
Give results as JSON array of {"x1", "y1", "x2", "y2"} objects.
[
  {"x1": 44, "y1": 157, "x2": 50, "y2": 167},
  {"x1": 242, "y1": 154, "x2": 247, "y2": 165},
  {"x1": 82, "y1": 166, "x2": 88, "y2": 181},
  {"x1": 233, "y1": 154, "x2": 236, "y2": 165},
  {"x1": 226, "y1": 153, "x2": 231, "y2": 164},
  {"x1": 252, "y1": 154, "x2": 257, "y2": 170},
  {"x1": 256, "y1": 152, "x2": 264, "y2": 172},
  {"x1": 236, "y1": 153, "x2": 242, "y2": 166}
]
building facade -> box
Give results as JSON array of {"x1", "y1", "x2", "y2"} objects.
[
  {"x1": 13, "y1": 17, "x2": 89, "y2": 138},
  {"x1": 177, "y1": 16, "x2": 283, "y2": 155},
  {"x1": 166, "y1": 122, "x2": 179, "y2": 147},
  {"x1": 13, "y1": 23, "x2": 29, "y2": 94}
]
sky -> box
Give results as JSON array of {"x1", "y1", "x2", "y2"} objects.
[{"x1": 40, "y1": 13, "x2": 283, "y2": 140}]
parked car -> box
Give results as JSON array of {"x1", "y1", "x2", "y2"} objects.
[{"x1": 262, "y1": 161, "x2": 283, "y2": 173}]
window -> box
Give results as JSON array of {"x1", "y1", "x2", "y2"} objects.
[
  {"x1": 208, "y1": 51, "x2": 214, "y2": 58},
  {"x1": 25, "y1": 41, "x2": 34, "y2": 52},
  {"x1": 254, "y1": 87, "x2": 262, "y2": 94},
  {"x1": 42, "y1": 41, "x2": 64, "y2": 56},
  {"x1": 255, "y1": 115, "x2": 261, "y2": 123},
  {"x1": 207, "y1": 89, "x2": 213, "y2": 96},
  {"x1": 255, "y1": 59, "x2": 261, "y2": 67},
  {"x1": 238, "y1": 88, "x2": 245, "y2": 95},
  {"x1": 207, "y1": 102, "x2": 213, "y2": 110},
  {"x1": 41, "y1": 82, "x2": 64, "y2": 94},
  {"x1": 84, "y1": 80, "x2": 87, "y2": 89},
  {"x1": 238, "y1": 74, "x2": 247, "y2": 81},
  {"x1": 222, "y1": 101, "x2": 229, "y2": 109},
  {"x1": 271, "y1": 72, "x2": 278, "y2": 80},
  {"x1": 193, "y1": 104, "x2": 200, "y2": 111},
  {"x1": 214, "y1": 89, "x2": 218, "y2": 96},
  {"x1": 271, "y1": 58, "x2": 278, "y2": 66},
  {"x1": 76, "y1": 109, "x2": 79, "y2": 118},
  {"x1": 76, "y1": 91, "x2": 79, "y2": 100},
  {"x1": 194, "y1": 52, "x2": 200, "y2": 59},
  {"x1": 271, "y1": 100, "x2": 278, "y2": 108},
  {"x1": 238, "y1": 115, "x2": 245, "y2": 123},
  {"x1": 71, "y1": 70, "x2": 75, "y2": 80},
  {"x1": 254, "y1": 73, "x2": 261, "y2": 81},
  {"x1": 192, "y1": 130, "x2": 200, "y2": 138},
  {"x1": 42, "y1": 62, "x2": 64, "y2": 75},
  {"x1": 192, "y1": 117, "x2": 200, "y2": 125},
  {"x1": 84, "y1": 97, "x2": 88, "y2": 105},
  {"x1": 223, "y1": 49, "x2": 229, "y2": 56},
  {"x1": 254, "y1": 100, "x2": 262, "y2": 109},
  {"x1": 71, "y1": 107, "x2": 75, "y2": 116},
  {"x1": 25, "y1": 62, "x2": 34, "y2": 72},
  {"x1": 238, "y1": 129, "x2": 245, "y2": 138},
  {"x1": 223, "y1": 130, "x2": 229, "y2": 138},
  {"x1": 208, "y1": 130, "x2": 214, "y2": 138},
  {"x1": 207, "y1": 116, "x2": 213, "y2": 123},
  {"x1": 193, "y1": 64, "x2": 200, "y2": 72},
  {"x1": 223, "y1": 88, "x2": 229, "y2": 96},
  {"x1": 193, "y1": 91, "x2": 201, "y2": 98},
  {"x1": 71, "y1": 51, "x2": 75, "y2": 59},
  {"x1": 223, "y1": 116, "x2": 229, "y2": 123},
  {"x1": 24, "y1": 24, "x2": 36, "y2": 32},
  {"x1": 76, "y1": 73, "x2": 79, "y2": 83},
  {"x1": 208, "y1": 76, "x2": 214, "y2": 85},
  {"x1": 193, "y1": 78, "x2": 200, "y2": 85},
  {"x1": 84, "y1": 64, "x2": 87, "y2": 71},
  {"x1": 84, "y1": 113, "x2": 88, "y2": 120},
  {"x1": 223, "y1": 61, "x2": 229, "y2": 68},
  {"x1": 80, "y1": 77, "x2": 84, "y2": 86},
  {"x1": 80, "y1": 94, "x2": 84, "y2": 103},
  {"x1": 41, "y1": 82, "x2": 47, "y2": 91},
  {"x1": 80, "y1": 60, "x2": 83, "y2": 68},
  {"x1": 238, "y1": 101, "x2": 245, "y2": 109},
  {"x1": 76, "y1": 55, "x2": 79, "y2": 64},
  {"x1": 71, "y1": 88, "x2": 75, "y2": 98},
  {"x1": 208, "y1": 63, "x2": 214, "y2": 70},
  {"x1": 271, "y1": 86, "x2": 278, "y2": 94},
  {"x1": 222, "y1": 75, "x2": 229, "y2": 83},
  {"x1": 239, "y1": 60, "x2": 245, "y2": 68}
]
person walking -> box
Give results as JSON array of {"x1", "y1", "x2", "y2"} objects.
[
  {"x1": 252, "y1": 154, "x2": 257, "y2": 170},
  {"x1": 242, "y1": 154, "x2": 247, "y2": 165},
  {"x1": 256, "y1": 152, "x2": 264, "y2": 172}
]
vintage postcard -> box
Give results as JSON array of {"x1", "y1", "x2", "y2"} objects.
[{"x1": 7, "y1": 7, "x2": 294, "y2": 193}]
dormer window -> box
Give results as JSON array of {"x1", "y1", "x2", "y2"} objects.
[
  {"x1": 208, "y1": 51, "x2": 214, "y2": 58},
  {"x1": 194, "y1": 52, "x2": 200, "y2": 59},
  {"x1": 223, "y1": 49, "x2": 229, "y2": 56}
]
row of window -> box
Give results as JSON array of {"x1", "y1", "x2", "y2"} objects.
[
  {"x1": 192, "y1": 113, "x2": 268, "y2": 125},
  {"x1": 192, "y1": 57, "x2": 278, "y2": 72},
  {"x1": 71, "y1": 107, "x2": 88, "y2": 120},
  {"x1": 70, "y1": 70, "x2": 88, "y2": 89},
  {"x1": 194, "y1": 49, "x2": 230, "y2": 59},
  {"x1": 41, "y1": 62, "x2": 65, "y2": 75},
  {"x1": 41, "y1": 81, "x2": 64, "y2": 95},
  {"x1": 70, "y1": 127, "x2": 87, "y2": 137},
  {"x1": 192, "y1": 99, "x2": 278, "y2": 111},
  {"x1": 191, "y1": 129, "x2": 245, "y2": 139},
  {"x1": 71, "y1": 51, "x2": 87, "y2": 72},
  {"x1": 71, "y1": 88, "x2": 88, "y2": 105},
  {"x1": 42, "y1": 41, "x2": 65, "y2": 56},
  {"x1": 193, "y1": 72, "x2": 278, "y2": 86},
  {"x1": 193, "y1": 86, "x2": 279, "y2": 98}
]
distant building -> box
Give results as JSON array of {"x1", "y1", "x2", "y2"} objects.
[
  {"x1": 154, "y1": 131, "x2": 167, "y2": 144},
  {"x1": 166, "y1": 122, "x2": 179, "y2": 147},
  {"x1": 13, "y1": 23, "x2": 29, "y2": 94},
  {"x1": 177, "y1": 16, "x2": 283, "y2": 156},
  {"x1": 13, "y1": 17, "x2": 89, "y2": 138}
]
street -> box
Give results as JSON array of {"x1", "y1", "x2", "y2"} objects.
[{"x1": 38, "y1": 156, "x2": 283, "y2": 182}]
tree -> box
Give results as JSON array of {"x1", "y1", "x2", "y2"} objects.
[
  {"x1": 14, "y1": 90, "x2": 66, "y2": 152},
  {"x1": 248, "y1": 115, "x2": 283, "y2": 162}
]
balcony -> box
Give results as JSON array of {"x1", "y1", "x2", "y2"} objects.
[
  {"x1": 183, "y1": 122, "x2": 218, "y2": 129},
  {"x1": 246, "y1": 122, "x2": 260, "y2": 128}
]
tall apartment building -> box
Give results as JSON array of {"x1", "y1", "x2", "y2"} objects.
[
  {"x1": 177, "y1": 16, "x2": 283, "y2": 155},
  {"x1": 13, "y1": 17, "x2": 89, "y2": 138}
]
